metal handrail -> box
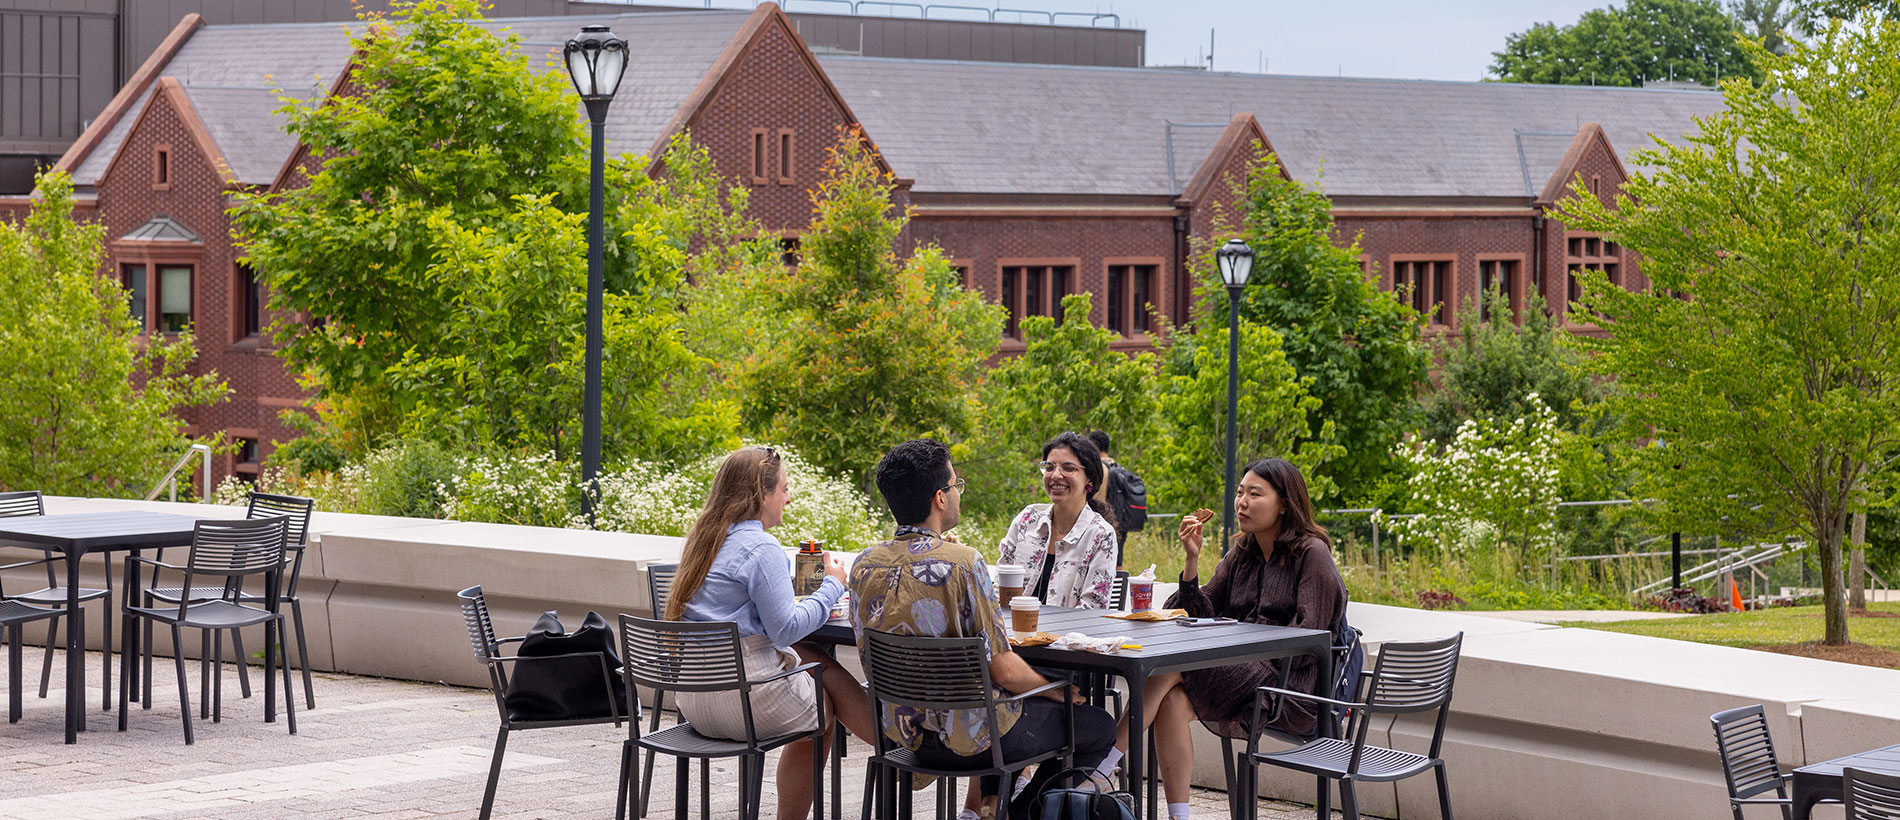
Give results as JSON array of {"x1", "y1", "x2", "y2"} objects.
[{"x1": 144, "y1": 443, "x2": 212, "y2": 503}]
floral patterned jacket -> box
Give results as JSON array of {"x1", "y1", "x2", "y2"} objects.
[{"x1": 999, "y1": 503, "x2": 1118, "y2": 609}]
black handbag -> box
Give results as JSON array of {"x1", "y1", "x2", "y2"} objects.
[
  {"x1": 502, "y1": 610, "x2": 629, "y2": 722},
  {"x1": 1032, "y1": 768, "x2": 1135, "y2": 820}
]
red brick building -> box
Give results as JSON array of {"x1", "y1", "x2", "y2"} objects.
[{"x1": 44, "y1": 3, "x2": 1722, "y2": 480}]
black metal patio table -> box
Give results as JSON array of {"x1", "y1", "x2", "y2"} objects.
[
  {"x1": 1793, "y1": 742, "x2": 1900, "y2": 819},
  {"x1": 812, "y1": 605, "x2": 1333, "y2": 820},
  {"x1": 0, "y1": 510, "x2": 206, "y2": 743}
]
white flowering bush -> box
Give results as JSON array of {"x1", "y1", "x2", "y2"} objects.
[
  {"x1": 217, "y1": 440, "x2": 882, "y2": 544},
  {"x1": 443, "y1": 451, "x2": 574, "y2": 527},
  {"x1": 1390, "y1": 393, "x2": 1564, "y2": 557},
  {"x1": 588, "y1": 444, "x2": 883, "y2": 548}
]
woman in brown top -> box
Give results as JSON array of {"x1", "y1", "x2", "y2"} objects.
[{"x1": 1101, "y1": 457, "x2": 1347, "y2": 820}]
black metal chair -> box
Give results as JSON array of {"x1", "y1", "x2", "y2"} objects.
[
  {"x1": 457, "y1": 585, "x2": 625, "y2": 820},
  {"x1": 616, "y1": 614, "x2": 828, "y2": 820},
  {"x1": 0, "y1": 490, "x2": 114, "y2": 709},
  {"x1": 0, "y1": 565, "x2": 68, "y2": 723},
  {"x1": 1217, "y1": 624, "x2": 1365, "y2": 816},
  {"x1": 1844, "y1": 767, "x2": 1900, "y2": 820},
  {"x1": 1240, "y1": 632, "x2": 1464, "y2": 820},
  {"x1": 1110, "y1": 570, "x2": 1129, "y2": 611},
  {"x1": 858, "y1": 629, "x2": 1075, "y2": 820},
  {"x1": 142, "y1": 492, "x2": 315, "y2": 712},
  {"x1": 1712, "y1": 703, "x2": 1818, "y2": 820},
  {"x1": 119, "y1": 516, "x2": 297, "y2": 744},
  {"x1": 638, "y1": 562, "x2": 702, "y2": 818}
]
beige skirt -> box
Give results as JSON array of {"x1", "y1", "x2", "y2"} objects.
[{"x1": 674, "y1": 634, "x2": 821, "y2": 740}]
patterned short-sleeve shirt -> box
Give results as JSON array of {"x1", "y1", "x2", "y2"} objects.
[{"x1": 847, "y1": 528, "x2": 1020, "y2": 756}]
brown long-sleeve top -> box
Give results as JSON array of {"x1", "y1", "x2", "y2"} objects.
[{"x1": 1164, "y1": 531, "x2": 1347, "y2": 739}]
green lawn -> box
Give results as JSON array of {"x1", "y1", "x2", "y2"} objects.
[{"x1": 1565, "y1": 601, "x2": 1900, "y2": 658}]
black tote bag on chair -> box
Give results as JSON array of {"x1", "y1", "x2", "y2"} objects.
[{"x1": 502, "y1": 610, "x2": 630, "y2": 722}]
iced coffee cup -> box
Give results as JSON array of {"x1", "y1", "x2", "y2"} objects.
[
  {"x1": 1128, "y1": 576, "x2": 1155, "y2": 611},
  {"x1": 995, "y1": 564, "x2": 1025, "y2": 603},
  {"x1": 1009, "y1": 596, "x2": 1041, "y2": 637}
]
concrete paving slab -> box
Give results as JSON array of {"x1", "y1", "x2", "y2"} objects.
[{"x1": 0, "y1": 649, "x2": 1366, "y2": 820}]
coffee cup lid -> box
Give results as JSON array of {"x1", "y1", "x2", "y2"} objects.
[{"x1": 1009, "y1": 596, "x2": 1040, "y2": 607}]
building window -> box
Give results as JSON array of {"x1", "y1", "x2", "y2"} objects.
[
  {"x1": 1392, "y1": 258, "x2": 1452, "y2": 325},
  {"x1": 1106, "y1": 263, "x2": 1157, "y2": 336},
  {"x1": 750, "y1": 128, "x2": 769, "y2": 185},
  {"x1": 237, "y1": 263, "x2": 262, "y2": 339},
  {"x1": 1478, "y1": 258, "x2": 1522, "y2": 323},
  {"x1": 780, "y1": 236, "x2": 801, "y2": 268},
  {"x1": 1566, "y1": 234, "x2": 1622, "y2": 306},
  {"x1": 122, "y1": 264, "x2": 147, "y2": 331},
  {"x1": 157, "y1": 264, "x2": 192, "y2": 333},
  {"x1": 153, "y1": 144, "x2": 170, "y2": 189},
  {"x1": 237, "y1": 437, "x2": 260, "y2": 465},
  {"x1": 1001, "y1": 264, "x2": 1072, "y2": 338},
  {"x1": 776, "y1": 130, "x2": 795, "y2": 185}
]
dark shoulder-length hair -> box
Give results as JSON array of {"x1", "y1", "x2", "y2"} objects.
[
  {"x1": 1229, "y1": 457, "x2": 1331, "y2": 557},
  {"x1": 1042, "y1": 431, "x2": 1118, "y2": 531}
]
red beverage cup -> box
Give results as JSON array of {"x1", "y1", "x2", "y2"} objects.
[{"x1": 1129, "y1": 577, "x2": 1154, "y2": 611}]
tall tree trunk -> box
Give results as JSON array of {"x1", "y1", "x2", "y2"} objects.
[
  {"x1": 1851, "y1": 510, "x2": 1867, "y2": 611},
  {"x1": 1821, "y1": 509, "x2": 1850, "y2": 645}
]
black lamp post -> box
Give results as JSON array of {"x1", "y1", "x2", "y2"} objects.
[
  {"x1": 564, "y1": 24, "x2": 628, "y2": 524},
  {"x1": 1216, "y1": 238, "x2": 1255, "y2": 552}
]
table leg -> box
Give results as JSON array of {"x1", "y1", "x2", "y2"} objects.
[
  {"x1": 1124, "y1": 674, "x2": 1147, "y2": 820},
  {"x1": 65, "y1": 546, "x2": 84, "y2": 742},
  {"x1": 121, "y1": 549, "x2": 139, "y2": 710}
]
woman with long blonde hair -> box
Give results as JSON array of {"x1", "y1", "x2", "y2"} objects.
[{"x1": 666, "y1": 446, "x2": 876, "y2": 820}]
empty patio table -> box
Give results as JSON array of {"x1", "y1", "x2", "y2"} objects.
[
  {"x1": 813, "y1": 604, "x2": 1333, "y2": 820},
  {"x1": 1793, "y1": 742, "x2": 1900, "y2": 819},
  {"x1": 0, "y1": 510, "x2": 207, "y2": 743}
]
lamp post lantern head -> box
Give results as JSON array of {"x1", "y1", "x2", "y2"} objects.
[
  {"x1": 564, "y1": 24, "x2": 628, "y2": 105},
  {"x1": 1217, "y1": 238, "x2": 1255, "y2": 289}
]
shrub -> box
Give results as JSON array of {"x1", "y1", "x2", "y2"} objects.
[{"x1": 590, "y1": 445, "x2": 883, "y2": 548}]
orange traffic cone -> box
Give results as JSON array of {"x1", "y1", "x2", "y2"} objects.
[{"x1": 1730, "y1": 577, "x2": 1746, "y2": 611}]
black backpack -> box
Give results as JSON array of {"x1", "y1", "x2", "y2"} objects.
[
  {"x1": 1032, "y1": 768, "x2": 1134, "y2": 820},
  {"x1": 1103, "y1": 464, "x2": 1148, "y2": 532}
]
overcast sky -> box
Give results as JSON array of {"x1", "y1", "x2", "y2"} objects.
[{"x1": 735, "y1": 0, "x2": 1615, "y2": 81}]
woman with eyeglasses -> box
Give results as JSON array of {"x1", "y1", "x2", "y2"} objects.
[
  {"x1": 665, "y1": 445, "x2": 878, "y2": 820},
  {"x1": 998, "y1": 431, "x2": 1120, "y2": 610}
]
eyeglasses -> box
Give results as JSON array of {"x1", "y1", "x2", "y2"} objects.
[
  {"x1": 1037, "y1": 461, "x2": 1084, "y2": 476},
  {"x1": 937, "y1": 477, "x2": 967, "y2": 495}
]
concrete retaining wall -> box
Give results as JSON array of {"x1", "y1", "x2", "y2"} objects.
[{"x1": 5, "y1": 496, "x2": 1892, "y2": 820}]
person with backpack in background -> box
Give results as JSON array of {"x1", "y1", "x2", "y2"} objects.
[{"x1": 1088, "y1": 430, "x2": 1147, "y2": 569}]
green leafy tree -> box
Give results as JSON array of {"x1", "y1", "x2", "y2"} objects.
[
  {"x1": 1421, "y1": 286, "x2": 1604, "y2": 443},
  {"x1": 961, "y1": 292, "x2": 1163, "y2": 520},
  {"x1": 0, "y1": 172, "x2": 227, "y2": 496},
  {"x1": 740, "y1": 130, "x2": 1004, "y2": 491},
  {"x1": 231, "y1": 0, "x2": 736, "y2": 463},
  {"x1": 1490, "y1": 0, "x2": 1762, "y2": 87},
  {"x1": 1225, "y1": 151, "x2": 1429, "y2": 504},
  {"x1": 1558, "y1": 17, "x2": 1900, "y2": 645},
  {"x1": 1790, "y1": 0, "x2": 1897, "y2": 28},
  {"x1": 1731, "y1": 0, "x2": 1806, "y2": 53},
  {"x1": 1149, "y1": 319, "x2": 1343, "y2": 511}
]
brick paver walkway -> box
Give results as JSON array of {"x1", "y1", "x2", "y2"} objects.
[{"x1": 2, "y1": 650, "x2": 1357, "y2": 819}]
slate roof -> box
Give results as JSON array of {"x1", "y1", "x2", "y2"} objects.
[
  {"x1": 818, "y1": 56, "x2": 1729, "y2": 199},
  {"x1": 71, "y1": 11, "x2": 750, "y2": 189}
]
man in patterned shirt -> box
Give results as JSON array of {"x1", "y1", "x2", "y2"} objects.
[{"x1": 849, "y1": 439, "x2": 1115, "y2": 820}]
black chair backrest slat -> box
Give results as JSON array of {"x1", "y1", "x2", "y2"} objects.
[
  {"x1": 1845, "y1": 767, "x2": 1900, "y2": 819},
  {"x1": 1110, "y1": 570, "x2": 1129, "y2": 611},
  {"x1": 0, "y1": 490, "x2": 42, "y2": 518},
  {"x1": 862, "y1": 631, "x2": 995, "y2": 711},
  {"x1": 647, "y1": 563, "x2": 678, "y2": 616},
  {"x1": 618, "y1": 614, "x2": 747, "y2": 693},
  {"x1": 187, "y1": 516, "x2": 289, "y2": 578},
  {"x1": 246, "y1": 492, "x2": 314, "y2": 546},
  {"x1": 1364, "y1": 633, "x2": 1463, "y2": 714},
  {"x1": 458, "y1": 585, "x2": 499, "y2": 661},
  {"x1": 1711, "y1": 705, "x2": 1789, "y2": 800}
]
